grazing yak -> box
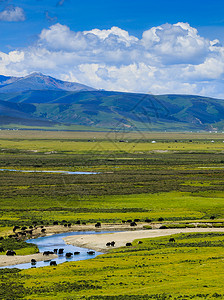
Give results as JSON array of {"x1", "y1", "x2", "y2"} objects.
[
  {"x1": 106, "y1": 241, "x2": 115, "y2": 247},
  {"x1": 138, "y1": 241, "x2": 143, "y2": 244},
  {"x1": 6, "y1": 250, "x2": 16, "y2": 256},
  {"x1": 145, "y1": 219, "x2": 152, "y2": 223},
  {"x1": 8, "y1": 235, "x2": 17, "y2": 238},
  {"x1": 126, "y1": 243, "x2": 132, "y2": 247},
  {"x1": 74, "y1": 251, "x2": 80, "y2": 255},
  {"x1": 130, "y1": 222, "x2": 137, "y2": 227},
  {"x1": 58, "y1": 248, "x2": 64, "y2": 254},
  {"x1": 169, "y1": 238, "x2": 175, "y2": 243},
  {"x1": 31, "y1": 259, "x2": 36, "y2": 264},
  {"x1": 95, "y1": 222, "x2": 101, "y2": 228},
  {"x1": 43, "y1": 251, "x2": 54, "y2": 256},
  {"x1": 41, "y1": 228, "x2": 46, "y2": 233},
  {"x1": 66, "y1": 252, "x2": 73, "y2": 258},
  {"x1": 50, "y1": 261, "x2": 57, "y2": 266},
  {"x1": 87, "y1": 251, "x2": 95, "y2": 255},
  {"x1": 13, "y1": 226, "x2": 20, "y2": 232}
]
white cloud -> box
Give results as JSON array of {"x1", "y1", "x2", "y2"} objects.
[
  {"x1": 1, "y1": 22, "x2": 224, "y2": 98},
  {"x1": 84, "y1": 27, "x2": 139, "y2": 47},
  {"x1": 142, "y1": 22, "x2": 209, "y2": 64},
  {"x1": 0, "y1": 6, "x2": 25, "y2": 22}
]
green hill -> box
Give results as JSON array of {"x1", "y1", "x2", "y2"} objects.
[{"x1": 0, "y1": 90, "x2": 224, "y2": 131}]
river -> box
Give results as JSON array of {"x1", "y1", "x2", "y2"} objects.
[
  {"x1": 0, "y1": 231, "x2": 109, "y2": 270},
  {"x1": 0, "y1": 169, "x2": 98, "y2": 175}
]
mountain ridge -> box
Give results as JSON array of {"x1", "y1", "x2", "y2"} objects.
[
  {"x1": 0, "y1": 73, "x2": 95, "y2": 93},
  {"x1": 0, "y1": 89, "x2": 224, "y2": 131},
  {"x1": 0, "y1": 73, "x2": 224, "y2": 131}
]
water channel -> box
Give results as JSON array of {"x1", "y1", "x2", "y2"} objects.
[
  {"x1": 0, "y1": 169, "x2": 98, "y2": 175},
  {"x1": 0, "y1": 231, "x2": 109, "y2": 270}
]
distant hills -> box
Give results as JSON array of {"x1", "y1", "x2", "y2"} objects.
[{"x1": 0, "y1": 73, "x2": 224, "y2": 131}]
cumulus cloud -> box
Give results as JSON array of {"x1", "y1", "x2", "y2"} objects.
[
  {"x1": 142, "y1": 22, "x2": 210, "y2": 64},
  {"x1": 0, "y1": 5, "x2": 25, "y2": 22},
  {"x1": 1, "y1": 22, "x2": 224, "y2": 98}
]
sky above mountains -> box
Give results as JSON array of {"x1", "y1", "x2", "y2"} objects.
[{"x1": 0, "y1": 0, "x2": 224, "y2": 98}]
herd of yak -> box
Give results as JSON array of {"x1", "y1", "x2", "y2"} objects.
[{"x1": 0, "y1": 219, "x2": 177, "y2": 268}]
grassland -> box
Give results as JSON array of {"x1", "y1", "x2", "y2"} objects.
[
  {"x1": 1, "y1": 232, "x2": 224, "y2": 299},
  {"x1": 0, "y1": 130, "x2": 224, "y2": 299}
]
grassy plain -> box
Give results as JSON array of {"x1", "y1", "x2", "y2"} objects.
[
  {"x1": 1, "y1": 232, "x2": 224, "y2": 299},
  {"x1": 0, "y1": 130, "x2": 224, "y2": 299}
]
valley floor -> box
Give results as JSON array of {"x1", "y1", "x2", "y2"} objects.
[{"x1": 0, "y1": 131, "x2": 224, "y2": 299}]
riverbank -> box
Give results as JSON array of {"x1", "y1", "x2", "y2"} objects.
[
  {"x1": 30, "y1": 223, "x2": 151, "y2": 237},
  {"x1": 63, "y1": 227, "x2": 224, "y2": 251},
  {"x1": 1, "y1": 225, "x2": 224, "y2": 268},
  {"x1": 0, "y1": 253, "x2": 57, "y2": 267},
  {"x1": 0, "y1": 223, "x2": 151, "y2": 268}
]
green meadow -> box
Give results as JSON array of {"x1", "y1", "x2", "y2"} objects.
[
  {"x1": 0, "y1": 130, "x2": 224, "y2": 299},
  {"x1": 1, "y1": 232, "x2": 224, "y2": 299}
]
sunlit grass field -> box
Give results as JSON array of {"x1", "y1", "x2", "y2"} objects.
[
  {"x1": 0, "y1": 131, "x2": 224, "y2": 299},
  {"x1": 0, "y1": 130, "x2": 224, "y2": 152},
  {"x1": 1, "y1": 232, "x2": 224, "y2": 299},
  {"x1": 0, "y1": 191, "x2": 224, "y2": 226}
]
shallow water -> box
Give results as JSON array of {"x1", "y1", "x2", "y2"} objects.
[
  {"x1": 0, "y1": 169, "x2": 98, "y2": 175},
  {"x1": 0, "y1": 231, "x2": 109, "y2": 270}
]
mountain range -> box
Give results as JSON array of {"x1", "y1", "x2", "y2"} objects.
[{"x1": 0, "y1": 73, "x2": 224, "y2": 131}]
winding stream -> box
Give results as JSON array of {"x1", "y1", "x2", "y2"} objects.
[
  {"x1": 0, "y1": 169, "x2": 98, "y2": 175},
  {"x1": 0, "y1": 231, "x2": 109, "y2": 270}
]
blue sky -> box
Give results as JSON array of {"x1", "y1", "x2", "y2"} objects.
[
  {"x1": 0, "y1": 0, "x2": 224, "y2": 97},
  {"x1": 1, "y1": 0, "x2": 224, "y2": 51}
]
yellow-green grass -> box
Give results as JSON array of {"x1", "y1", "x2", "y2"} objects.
[
  {"x1": 181, "y1": 180, "x2": 224, "y2": 187},
  {"x1": 0, "y1": 247, "x2": 38, "y2": 256},
  {"x1": 0, "y1": 130, "x2": 224, "y2": 155},
  {"x1": 1, "y1": 232, "x2": 224, "y2": 299},
  {"x1": 0, "y1": 130, "x2": 224, "y2": 140},
  {"x1": 0, "y1": 191, "x2": 224, "y2": 226},
  {"x1": 0, "y1": 226, "x2": 12, "y2": 237},
  {"x1": 0, "y1": 139, "x2": 224, "y2": 154}
]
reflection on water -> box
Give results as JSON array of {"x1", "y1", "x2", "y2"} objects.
[
  {"x1": 0, "y1": 231, "x2": 107, "y2": 270},
  {"x1": 0, "y1": 169, "x2": 98, "y2": 175}
]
